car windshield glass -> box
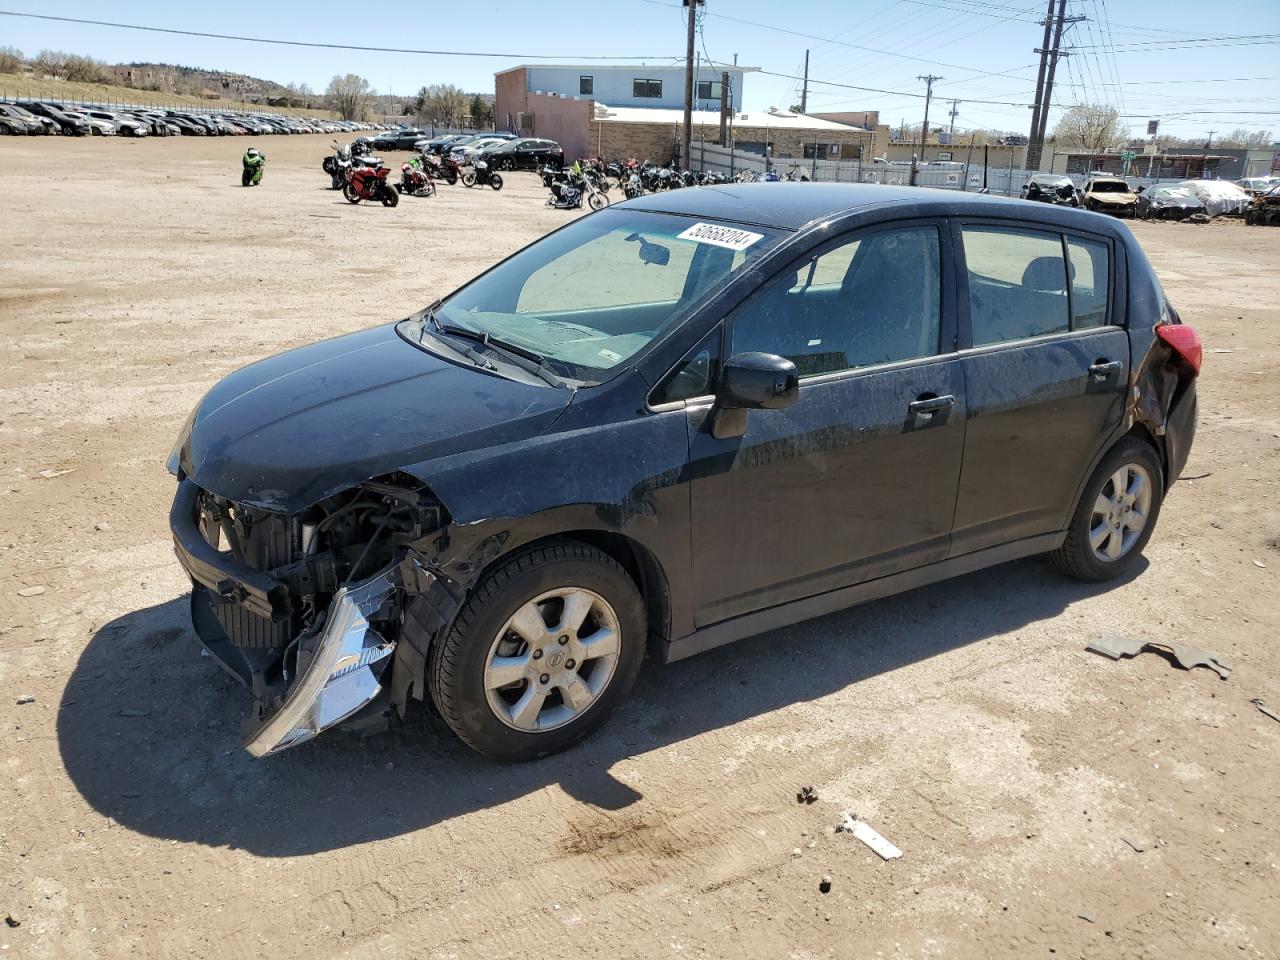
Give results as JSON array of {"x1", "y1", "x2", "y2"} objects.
[
  {"x1": 433, "y1": 209, "x2": 782, "y2": 380},
  {"x1": 1090, "y1": 181, "x2": 1130, "y2": 193},
  {"x1": 1153, "y1": 188, "x2": 1194, "y2": 200}
]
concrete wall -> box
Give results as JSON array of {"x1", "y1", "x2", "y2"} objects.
[
  {"x1": 512, "y1": 92, "x2": 594, "y2": 162},
  {"x1": 507, "y1": 65, "x2": 744, "y2": 111},
  {"x1": 883, "y1": 142, "x2": 1027, "y2": 168},
  {"x1": 586, "y1": 119, "x2": 877, "y2": 165}
]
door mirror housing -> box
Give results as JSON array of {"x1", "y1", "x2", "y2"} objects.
[{"x1": 717, "y1": 352, "x2": 799, "y2": 410}]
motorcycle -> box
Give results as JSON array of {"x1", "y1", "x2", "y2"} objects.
[
  {"x1": 622, "y1": 171, "x2": 644, "y2": 200},
  {"x1": 343, "y1": 158, "x2": 399, "y2": 207},
  {"x1": 545, "y1": 169, "x2": 607, "y2": 211},
  {"x1": 324, "y1": 140, "x2": 384, "y2": 189},
  {"x1": 462, "y1": 159, "x2": 504, "y2": 190},
  {"x1": 396, "y1": 158, "x2": 435, "y2": 198},
  {"x1": 241, "y1": 148, "x2": 265, "y2": 187}
]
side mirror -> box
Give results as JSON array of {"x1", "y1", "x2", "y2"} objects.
[{"x1": 717, "y1": 352, "x2": 799, "y2": 410}]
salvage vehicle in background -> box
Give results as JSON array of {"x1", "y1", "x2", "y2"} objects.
[
  {"x1": 1135, "y1": 185, "x2": 1205, "y2": 221},
  {"x1": 1244, "y1": 184, "x2": 1280, "y2": 226},
  {"x1": 17, "y1": 101, "x2": 91, "y2": 135},
  {"x1": 167, "y1": 184, "x2": 1199, "y2": 761},
  {"x1": 1021, "y1": 174, "x2": 1080, "y2": 207},
  {"x1": 1082, "y1": 176, "x2": 1137, "y2": 216}
]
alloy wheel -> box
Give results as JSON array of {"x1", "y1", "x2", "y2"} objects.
[
  {"x1": 482, "y1": 587, "x2": 621, "y2": 732},
  {"x1": 1089, "y1": 463, "x2": 1153, "y2": 562}
]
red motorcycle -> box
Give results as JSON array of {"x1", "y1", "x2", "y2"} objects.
[
  {"x1": 343, "y1": 158, "x2": 398, "y2": 207},
  {"x1": 396, "y1": 161, "x2": 435, "y2": 198},
  {"x1": 425, "y1": 153, "x2": 461, "y2": 186}
]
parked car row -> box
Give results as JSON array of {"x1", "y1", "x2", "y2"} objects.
[
  {"x1": 408, "y1": 131, "x2": 567, "y2": 170},
  {"x1": 0, "y1": 100, "x2": 394, "y2": 137}
]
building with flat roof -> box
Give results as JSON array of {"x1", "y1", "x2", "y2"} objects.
[{"x1": 495, "y1": 62, "x2": 756, "y2": 135}]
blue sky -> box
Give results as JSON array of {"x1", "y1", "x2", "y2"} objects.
[{"x1": 2, "y1": 1, "x2": 1277, "y2": 141}]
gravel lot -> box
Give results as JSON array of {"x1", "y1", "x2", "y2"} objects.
[{"x1": 1, "y1": 134, "x2": 1278, "y2": 960}]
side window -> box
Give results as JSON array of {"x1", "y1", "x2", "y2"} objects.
[
  {"x1": 580, "y1": 75, "x2": 593, "y2": 95},
  {"x1": 962, "y1": 226, "x2": 1069, "y2": 346},
  {"x1": 731, "y1": 226, "x2": 942, "y2": 378},
  {"x1": 1066, "y1": 237, "x2": 1110, "y2": 329},
  {"x1": 651, "y1": 330, "x2": 721, "y2": 405}
]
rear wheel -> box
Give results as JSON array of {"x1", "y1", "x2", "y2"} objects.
[
  {"x1": 1051, "y1": 437, "x2": 1163, "y2": 581},
  {"x1": 428, "y1": 541, "x2": 646, "y2": 760}
]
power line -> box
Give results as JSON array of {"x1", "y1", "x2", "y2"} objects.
[
  {"x1": 0, "y1": 9, "x2": 682, "y2": 60},
  {"x1": 755, "y1": 69, "x2": 1032, "y2": 107}
]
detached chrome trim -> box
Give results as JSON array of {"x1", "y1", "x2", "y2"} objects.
[{"x1": 244, "y1": 567, "x2": 404, "y2": 758}]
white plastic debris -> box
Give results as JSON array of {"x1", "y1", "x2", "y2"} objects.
[{"x1": 837, "y1": 814, "x2": 903, "y2": 860}]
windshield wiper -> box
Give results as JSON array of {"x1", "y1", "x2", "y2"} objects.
[
  {"x1": 427, "y1": 310, "x2": 567, "y2": 389},
  {"x1": 421, "y1": 307, "x2": 496, "y2": 371}
]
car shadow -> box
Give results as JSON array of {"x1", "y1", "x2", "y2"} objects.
[{"x1": 57, "y1": 555, "x2": 1144, "y2": 857}]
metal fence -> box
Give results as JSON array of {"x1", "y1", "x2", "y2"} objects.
[{"x1": 680, "y1": 140, "x2": 1192, "y2": 195}]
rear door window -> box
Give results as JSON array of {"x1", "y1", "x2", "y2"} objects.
[
  {"x1": 961, "y1": 226, "x2": 1069, "y2": 346},
  {"x1": 1065, "y1": 237, "x2": 1111, "y2": 329}
]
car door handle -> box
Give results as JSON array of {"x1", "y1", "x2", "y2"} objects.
[
  {"x1": 907, "y1": 394, "x2": 957, "y2": 416},
  {"x1": 1088, "y1": 359, "x2": 1125, "y2": 380}
]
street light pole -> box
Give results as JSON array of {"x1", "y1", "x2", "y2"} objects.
[{"x1": 911, "y1": 74, "x2": 942, "y2": 186}]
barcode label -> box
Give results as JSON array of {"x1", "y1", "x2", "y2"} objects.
[{"x1": 677, "y1": 222, "x2": 764, "y2": 251}]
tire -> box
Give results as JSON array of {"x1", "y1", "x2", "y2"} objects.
[
  {"x1": 343, "y1": 183, "x2": 361, "y2": 204},
  {"x1": 242, "y1": 169, "x2": 252, "y2": 187},
  {"x1": 444, "y1": 171, "x2": 457, "y2": 186},
  {"x1": 489, "y1": 173, "x2": 503, "y2": 191},
  {"x1": 1051, "y1": 436, "x2": 1164, "y2": 582},
  {"x1": 588, "y1": 191, "x2": 608, "y2": 211},
  {"x1": 379, "y1": 183, "x2": 399, "y2": 207},
  {"x1": 462, "y1": 172, "x2": 477, "y2": 188},
  {"x1": 428, "y1": 540, "x2": 646, "y2": 761},
  {"x1": 500, "y1": 157, "x2": 515, "y2": 171}
]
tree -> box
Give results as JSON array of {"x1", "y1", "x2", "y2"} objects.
[
  {"x1": 469, "y1": 94, "x2": 493, "y2": 130},
  {"x1": 0, "y1": 46, "x2": 23, "y2": 74},
  {"x1": 326, "y1": 73, "x2": 373, "y2": 121},
  {"x1": 1215, "y1": 128, "x2": 1274, "y2": 149},
  {"x1": 415, "y1": 83, "x2": 467, "y2": 127},
  {"x1": 1050, "y1": 104, "x2": 1123, "y2": 158}
]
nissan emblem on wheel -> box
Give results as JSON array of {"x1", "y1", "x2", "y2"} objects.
[{"x1": 166, "y1": 183, "x2": 1199, "y2": 760}]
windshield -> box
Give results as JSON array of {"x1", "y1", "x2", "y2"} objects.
[
  {"x1": 432, "y1": 209, "x2": 782, "y2": 380},
  {"x1": 1090, "y1": 181, "x2": 1132, "y2": 193},
  {"x1": 1152, "y1": 188, "x2": 1195, "y2": 201}
]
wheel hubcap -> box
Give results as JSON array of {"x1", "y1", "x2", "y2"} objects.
[
  {"x1": 1088, "y1": 462, "x2": 1152, "y2": 562},
  {"x1": 482, "y1": 587, "x2": 621, "y2": 732}
]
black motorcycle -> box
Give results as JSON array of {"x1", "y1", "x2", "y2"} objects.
[{"x1": 462, "y1": 159, "x2": 504, "y2": 191}]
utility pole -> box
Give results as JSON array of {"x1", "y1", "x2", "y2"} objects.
[
  {"x1": 1206, "y1": 129, "x2": 1216, "y2": 148},
  {"x1": 719, "y1": 70, "x2": 730, "y2": 145},
  {"x1": 800, "y1": 49, "x2": 810, "y2": 114},
  {"x1": 948, "y1": 99, "x2": 960, "y2": 137},
  {"x1": 1028, "y1": 0, "x2": 1083, "y2": 171},
  {"x1": 1025, "y1": 0, "x2": 1055, "y2": 171},
  {"x1": 911, "y1": 74, "x2": 942, "y2": 186},
  {"x1": 682, "y1": 0, "x2": 702, "y2": 171}
]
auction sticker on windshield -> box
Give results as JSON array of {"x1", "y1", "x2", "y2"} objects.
[{"x1": 677, "y1": 222, "x2": 765, "y2": 251}]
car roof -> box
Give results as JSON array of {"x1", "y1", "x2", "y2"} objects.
[{"x1": 624, "y1": 182, "x2": 1126, "y2": 233}]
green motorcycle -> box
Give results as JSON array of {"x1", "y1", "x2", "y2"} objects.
[{"x1": 241, "y1": 148, "x2": 266, "y2": 187}]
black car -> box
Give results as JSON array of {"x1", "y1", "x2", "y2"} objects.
[
  {"x1": 372, "y1": 127, "x2": 428, "y2": 151},
  {"x1": 168, "y1": 184, "x2": 1200, "y2": 761},
  {"x1": 481, "y1": 137, "x2": 564, "y2": 170},
  {"x1": 17, "y1": 101, "x2": 90, "y2": 136},
  {"x1": 0, "y1": 103, "x2": 54, "y2": 134},
  {"x1": 1021, "y1": 174, "x2": 1080, "y2": 206},
  {"x1": 1136, "y1": 185, "x2": 1205, "y2": 221}
]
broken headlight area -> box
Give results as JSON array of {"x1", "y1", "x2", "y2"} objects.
[{"x1": 173, "y1": 473, "x2": 447, "y2": 756}]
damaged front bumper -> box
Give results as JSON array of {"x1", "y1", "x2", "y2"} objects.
[{"x1": 244, "y1": 569, "x2": 401, "y2": 757}]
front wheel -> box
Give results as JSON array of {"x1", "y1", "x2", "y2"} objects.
[
  {"x1": 428, "y1": 541, "x2": 646, "y2": 760},
  {"x1": 462, "y1": 172, "x2": 477, "y2": 188},
  {"x1": 500, "y1": 157, "x2": 515, "y2": 171},
  {"x1": 488, "y1": 173, "x2": 503, "y2": 191},
  {"x1": 379, "y1": 183, "x2": 399, "y2": 207},
  {"x1": 343, "y1": 183, "x2": 361, "y2": 204},
  {"x1": 1051, "y1": 437, "x2": 1164, "y2": 582},
  {"x1": 588, "y1": 191, "x2": 608, "y2": 211},
  {"x1": 241, "y1": 169, "x2": 252, "y2": 187}
]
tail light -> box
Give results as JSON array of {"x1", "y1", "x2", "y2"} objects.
[{"x1": 1156, "y1": 324, "x2": 1202, "y2": 376}]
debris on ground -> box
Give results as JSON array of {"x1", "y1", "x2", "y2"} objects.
[
  {"x1": 836, "y1": 814, "x2": 903, "y2": 860},
  {"x1": 819, "y1": 876, "x2": 832, "y2": 894},
  {"x1": 16, "y1": 695, "x2": 35, "y2": 705},
  {"x1": 5, "y1": 914, "x2": 19, "y2": 928},
  {"x1": 1250, "y1": 699, "x2": 1280, "y2": 723},
  {"x1": 797, "y1": 786, "x2": 818, "y2": 805},
  {"x1": 17, "y1": 585, "x2": 46, "y2": 598},
  {"x1": 117, "y1": 708, "x2": 149, "y2": 718},
  {"x1": 36, "y1": 468, "x2": 74, "y2": 479},
  {"x1": 1087, "y1": 634, "x2": 1232, "y2": 680},
  {"x1": 1120, "y1": 836, "x2": 1149, "y2": 853},
  {"x1": 1077, "y1": 912, "x2": 1097, "y2": 923}
]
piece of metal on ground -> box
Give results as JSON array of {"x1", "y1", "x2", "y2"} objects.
[
  {"x1": 1087, "y1": 634, "x2": 1232, "y2": 680},
  {"x1": 837, "y1": 814, "x2": 903, "y2": 861},
  {"x1": 1120, "y1": 836, "x2": 1148, "y2": 853},
  {"x1": 1250, "y1": 698, "x2": 1280, "y2": 723}
]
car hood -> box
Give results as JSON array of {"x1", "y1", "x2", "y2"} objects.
[
  {"x1": 1090, "y1": 192, "x2": 1135, "y2": 204},
  {"x1": 176, "y1": 322, "x2": 573, "y2": 513}
]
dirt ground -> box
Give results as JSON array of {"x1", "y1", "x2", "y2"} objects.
[{"x1": 1, "y1": 134, "x2": 1278, "y2": 960}]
